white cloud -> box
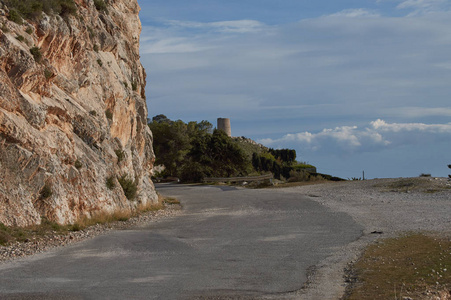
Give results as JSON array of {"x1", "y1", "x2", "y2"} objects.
[
  {"x1": 395, "y1": 0, "x2": 451, "y2": 14},
  {"x1": 142, "y1": 37, "x2": 213, "y2": 54},
  {"x1": 140, "y1": 20, "x2": 266, "y2": 54},
  {"x1": 328, "y1": 8, "x2": 380, "y2": 18},
  {"x1": 165, "y1": 19, "x2": 265, "y2": 33},
  {"x1": 397, "y1": 0, "x2": 446, "y2": 9},
  {"x1": 370, "y1": 119, "x2": 451, "y2": 133},
  {"x1": 258, "y1": 120, "x2": 451, "y2": 155}
]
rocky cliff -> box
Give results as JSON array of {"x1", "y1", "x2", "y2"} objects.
[{"x1": 0, "y1": 0, "x2": 158, "y2": 226}]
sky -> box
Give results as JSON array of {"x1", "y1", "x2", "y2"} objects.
[{"x1": 137, "y1": 0, "x2": 451, "y2": 179}]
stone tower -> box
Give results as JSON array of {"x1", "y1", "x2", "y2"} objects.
[{"x1": 217, "y1": 118, "x2": 232, "y2": 137}]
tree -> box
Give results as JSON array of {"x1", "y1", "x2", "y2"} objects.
[
  {"x1": 208, "y1": 129, "x2": 248, "y2": 177},
  {"x1": 181, "y1": 129, "x2": 249, "y2": 180},
  {"x1": 152, "y1": 114, "x2": 171, "y2": 124},
  {"x1": 269, "y1": 148, "x2": 296, "y2": 164},
  {"x1": 149, "y1": 117, "x2": 249, "y2": 182},
  {"x1": 148, "y1": 118, "x2": 190, "y2": 176}
]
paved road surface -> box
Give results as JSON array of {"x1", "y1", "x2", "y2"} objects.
[{"x1": 0, "y1": 184, "x2": 362, "y2": 299}]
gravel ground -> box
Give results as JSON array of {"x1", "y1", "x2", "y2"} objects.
[
  {"x1": 0, "y1": 205, "x2": 182, "y2": 263},
  {"x1": 280, "y1": 177, "x2": 451, "y2": 299}
]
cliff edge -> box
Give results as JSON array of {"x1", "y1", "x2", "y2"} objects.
[{"x1": 0, "y1": 0, "x2": 158, "y2": 226}]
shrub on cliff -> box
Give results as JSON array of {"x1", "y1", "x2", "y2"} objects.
[
  {"x1": 3, "y1": 0, "x2": 77, "y2": 21},
  {"x1": 15, "y1": 34, "x2": 25, "y2": 42},
  {"x1": 29, "y1": 47, "x2": 42, "y2": 63},
  {"x1": 105, "y1": 109, "x2": 113, "y2": 120},
  {"x1": 106, "y1": 176, "x2": 115, "y2": 190},
  {"x1": 74, "y1": 159, "x2": 82, "y2": 169},
  {"x1": 39, "y1": 184, "x2": 53, "y2": 199},
  {"x1": 118, "y1": 175, "x2": 137, "y2": 200},
  {"x1": 115, "y1": 150, "x2": 125, "y2": 163},
  {"x1": 7, "y1": 8, "x2": 23, "y2": 24},
  {"x1": 93, "y1": 0, "x2": 107, "y2": 11}
]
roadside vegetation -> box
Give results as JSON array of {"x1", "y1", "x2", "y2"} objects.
[
  {"x1": 344, "y1": 233, "x2": 451, "y2": 300},
  {"x1": 0, "y1": 194, "x2": 178, "y2": 246},
  {"x1": 148, "y1": 114, "x2": 338, "y2": 183}
]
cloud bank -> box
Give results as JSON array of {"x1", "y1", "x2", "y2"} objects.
[{"x1": 259, "y1": 120, "x2": 451, "y2": 155}]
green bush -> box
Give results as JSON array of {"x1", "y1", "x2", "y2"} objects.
[
  {"x1": 69, "y1": 223, "x2": 81, "y2": 231},
  {"x1": 7, "y1": 8, "x2": 23, "y2": 24},
  {"x1": 25, "y1": 27, "x2": 33, "y2": 34},
  {"x1": 15, "y1": 35, "x2": 25, "y2": 42},
  {"x1": 131, "y1": 81, "x2": 137, "y2": 91},
  {"x1": 93, "y1": 44, "x2": 99, "y2": 52},
  {"x1": 115, "y1": 149, "x2": 125, "y2": 163},
  {"x1": 105, "y1": 109, "x2": 113, "y2": 120},
  {"x1": 97, "y1": 59, "x2": 103, "y2": 66},
  {"x1": 419, "y1": 173, "x2": 431, "y2": 177},
  {"x1": 106, "y1": 176, "x2": 115, "y2": 190},
  {"x1": 87, "y1": 26, "x2": 94, "y2": 38},
  {"x1": 287, "y1": 170, "x2": 310, "y2": 182},
  {"x1": 40, "y1": 184, "x2": 52, "y2": 199},
  {"x1": 118, "y1": 174, "x2": 137, "y2": 200},
  {"x1": 0, "y1": 230, "x2": 11, "y2": 246},
  {"x1": 1, "y1": 23, "x2": 9, "y2": 33},
  {"x1": 30, "y1": 46, "x2": 42, "y2": 63},
  {"x1": 179, "y1": 162, "x2": 209, "y2": 183},
  {"x1": 0, "y1": 223, "x2": 12, "y2": 246},
  {"x1": 44, "y1": 69, "x2": 53, "y2": 79},
  {"x1": 4, "y1": 0, "x2": 77, "y2": 21},
  {"x1": 74, "y1": 159, "x2": 82, "y2": 169},
  {"x1": 58, "y1": 0, "x2": 77, "y2": 16},
  {"x1": 89, "y1": 110, "x2": 97, "y2": 116},
  {"x1": 93, "y1": 0, "x2": 107, "y2": 11}
]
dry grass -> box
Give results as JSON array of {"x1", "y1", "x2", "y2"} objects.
[
  {"x1": 70, "y1": 209, "x2": 133, "y2": 230},
  {"x1": 270, "y1": 180, "x2": 330, "y2": 189},
  {"x1": 287, "y1": 170, "x2": 326, "y2": 183},
  {"x1": 0, "y1": 217, "x2": 75, "y2": 245},
  {"x1": 0, "y1": 194, "x2": 177, "y2": 245},
  {"x1": 71, "y1": 196, "x2": 168, "y2": 230},
  {"x1": 375, "y1": 177, "x2": 451, "y2": 194},
  {"x1": 344, "y1": 233, "x2": 451, "y2": 300},
  {"x1": 162, "y1": 196, "x2": 181, "y2": 205}
]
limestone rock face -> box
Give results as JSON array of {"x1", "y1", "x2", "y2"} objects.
[{"x1": 0, "y1": 0, "x2": 158, "y2": 226}]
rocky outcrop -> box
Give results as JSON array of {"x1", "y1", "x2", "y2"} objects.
[{"x1": 0, "y1": 0, "x2": 158, "y2": 226}]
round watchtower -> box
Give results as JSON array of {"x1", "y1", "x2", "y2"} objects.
[{"x1": 217, "y1": 118, "x2": 231, "y2": 137}]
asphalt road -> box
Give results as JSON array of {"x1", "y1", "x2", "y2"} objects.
[{"x1": 0, "y1": 184, "x2": 363, "y2": 299}]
